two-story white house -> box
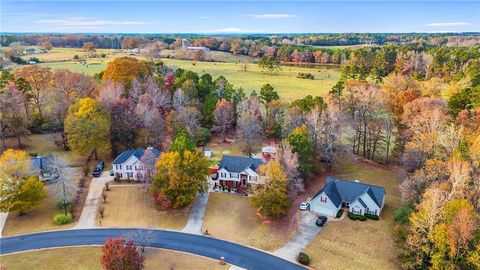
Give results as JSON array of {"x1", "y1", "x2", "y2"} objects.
[
  {"x1": 309, "y1": 176, "x2": 386, "y2": 217},
  {"x1": 112, "y1": 147, "x2": 161, "y2": 181},
  {"x1": 216, "y1": 155, "x2": 264, "y2": 191}
]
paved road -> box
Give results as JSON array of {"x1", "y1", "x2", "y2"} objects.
[
  {"x1": 275, "y1": 211, "x2": 324, "y2": 261},
  {"x1": 75, "y1": 172, "x2": 112, "y2": 228},
  {"x1": 0, "y1": 228, "x2": 305, "y2": 270},
  {"x1": 182, "y1": 192, "x2": 209, "y2": 234}
]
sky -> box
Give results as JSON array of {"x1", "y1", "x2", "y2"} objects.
[{"x1": 1, "y1": 1, "x2": 479, "y2": 34}]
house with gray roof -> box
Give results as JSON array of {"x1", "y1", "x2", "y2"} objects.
[
  {"x1": 217, "y1": 155, "x2": 264, "y2": 190},
  {"x1": 112, "y1": 147, "x2": 161, "y2": 181},
  {"x1": 309, "y1": 176, "x2": 386, "y2": 217}
]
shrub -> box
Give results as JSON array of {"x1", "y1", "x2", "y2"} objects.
[
  {"x1": 73, "y1": 55, "x2": 79, "y2": 60},
  {"x1": 297, "y1": 72, "x2": 315, "y2": 80},
  {"x1": 394, "y1": 206, "x2": 414, "y2": 225},
  {"x1": 336, "y1": 209, "x2": 344, "y2": 218},
  {"x1": 358, "y1": 215, "x2": 367, "y2": 221},
  {"x1": 10, "y1": 56, "x2": 27, "y2": 64},
  {"x1": 100, "y1": 53, "x2": 107, "y2": 58},
  {"x1": 365, "y1": 214, "x2": 380, "y2": 220},
  {"x1": 54, "y1": 213, "x2": 73, "y2": 225},
  {"x1": 227, "y1": 186, "x2": 231, "y2": 192},
  {"x1": 297, "y1": 252, "x2": 310, "y2": 265},
  {"x1": 348, "y1": 212, "x2": 358, "y2": 220},
  {"x1": 221, "y1": 185, "x2": 225, "y2": 191}
]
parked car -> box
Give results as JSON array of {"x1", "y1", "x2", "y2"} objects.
[
  {"x1": 315, "y1": 216, "x2": 328, "y2": 227},
  {"x1": 110, "y1": 169, "x2": 114, "y2": 176},
  {"x1": 299, "y1": 201, "x2": 310, "y2": 211},
  {"x1": 92, "y1": 170, "x2": 102, "y2": 177},
  {"x1": 95, "y1": 161, "x2": 105, "y2": 171}
]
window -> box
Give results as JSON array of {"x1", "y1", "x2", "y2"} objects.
[
  {"x1": 249, "y1": 176, "x2": 257, "y2": 182},
  {"x1": 127, "y1": 172, "x2": 133, "y2": 178},
  {"x1": 135, "y1": 166, "x2": 137, "y2": 170},
  {"x1": 230, "y1": 172, "x2": 239, "y2": 178},
  {"x1": 320, "y1": 196, "x2": 328, "y2": 203},
  {"x1": 119, "y1": 165, "x2": 122, "y2": 170},
  {"x1": 126, "y1": 165, "x2": 133, "y2": 170},
  {"x1": 233, "y1": 181, "x2": 237, "y2": 187},
  {"x1": 220, "y1": 172, "x2": 226, "y2": 178}
]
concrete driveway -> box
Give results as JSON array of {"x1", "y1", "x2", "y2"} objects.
[
  {"x1": 182, "y1": 192, "x2": 209, "y2": 234},
  {"x1": 274, "y1": 211, "x2": 325, "y2": 261},
  {"x1": 0, "y1": 228, "x2": 306, "y2": 270},
  {"x1": 74, "y1": 172, "x2": 112, "y2": 228}
]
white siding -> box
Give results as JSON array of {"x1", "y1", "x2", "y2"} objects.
[
  {"x1": 309, "y1": 192, "x2": 340, "y2": 216},
  {"x1": 359, "y1": 193, "x2": 382, "y2": 215},
  {"x1": 349, "y1": 200, "x2": 366, "y2": 215}
]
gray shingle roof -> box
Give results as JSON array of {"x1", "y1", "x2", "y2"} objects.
[
  {"x1": 219, "y1": 155, "x2": 263, "y2": 173},
  {"x1": 312, "y1": 176, "x2": 386, "y2": 208},
  {"x1": 112, "y1": 148, "x2": 161, "y2": 165}
]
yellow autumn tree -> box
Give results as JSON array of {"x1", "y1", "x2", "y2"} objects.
[
  {"x1": 0, "y1": 149, "x2": 31, "y2": 177},
  {"x1": 0, "y1": 173, "x2": 46, "y2": 214},
  {"x1": 64, "y1": 98, "x2": 111, "y2": 159},
  {"x1": 251, "y1": 160, "x2": 290, "y2": 217},
  {"x1": 102, "y1": 57, "x2": 153, "y2": 86}
]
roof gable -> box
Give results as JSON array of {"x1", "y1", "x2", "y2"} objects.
[
  {"x1": 113, "y1": 148, "x2": 161, "y2": 165},
  {"x1": 219, "y1": 155, "x2": 263, "y2": 173}
]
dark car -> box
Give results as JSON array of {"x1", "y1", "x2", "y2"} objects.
[
  {"x1": 315, "y1": 216, "x2": 328, "y2": 227},
  {"x1": 95, "y1": 161, "x2": 105, "y2": 171},
  {"x1": 92, "y1": 161, "x2": 105, "y2": 177}
]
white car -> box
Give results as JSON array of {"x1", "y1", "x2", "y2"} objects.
[{"x1": 299, "y1": 202, "x2": 310, "y2": 211}]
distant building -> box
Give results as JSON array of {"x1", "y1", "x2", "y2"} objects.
[
  {"x1": 204, "y1": 147, "x2": 213, "y2": 158},
  {"x1": 181, "y1": 39, "x2": 210, "y2": 52},
  {"x1": 30, "y1": 155, "x2": 54, "y2": 181},
  {"x1": 261, "y1": 146, "x2": 277, "y2": 160},
  {"x1": 23, "y1": 48, "x2": 47, "y2": 55}
]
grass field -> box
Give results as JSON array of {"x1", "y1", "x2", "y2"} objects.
[
  {"x1": 0, "y1": 247, "x2": 229, "y2": 270},
  {"x1": 304, "y1": 158, "x2": 404, "y2": 270},
  {"x1": 31, "y1": 47, "x2": 340, "y2": 100},
  {"x1": 97, "y1": 185, "x2": 190, "y2": 230},
  {"x1": 2, "y1": 194, "x2": 75, "y2": 236},
  {"x1": 203, "y1": 193, "x2": 293, "y2": 251}
]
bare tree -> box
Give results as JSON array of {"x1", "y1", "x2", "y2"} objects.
[
  {"x1": 45, "y1": 154, "x2": 78, "y2": 216},
  {"x1": 124, "y1": 228, "x2": 156, "y2": 253},
  {"x1": 139, "y1": 148, "x2": 157, "y2": 185},
  {"x1": 98, "y1": 80, "x2": 124, "y2": 110},
  {"x1": 136, "y1": 94, "x2": 165, "y2": 148},
  {"x1": 278, "y1": 141, "x2": 304, "y2": 200},
  {"x1": 172, "y1": 88, "x2": 191, "y2": 111},
  {"x1": 0, "y1": 84, "x2": 29, "y2": 147},
  {"x1": 174, "y1": 106, "x2": 201, "y2": 137},
  {"x1": 236, "y1": 111, "x2": 264, "y2": 156},
  {"x1": 212, "y1": 99, "x2": 233, "y2": 142}
]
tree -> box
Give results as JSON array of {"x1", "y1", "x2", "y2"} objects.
[
  {"x1": 65, "y1": 98, "x2": 111, "y2": 160},
  {"x1": 45, "y1": 155, "x2": 78, "y2": 216},
  {"x1": 287, "y1": 125, "x2": 314, "y2": 175},
  {"x1": 174, "y1": 106, "x2": 201, "y2": 138},
  {"x1": 101, "y1": 237, "x2": 145, "y2": 270},
  {"x1": 82, "y1": 41, "x2": 96, "y2": 51},
  {"x1": 212, "y1": 99, "x2": 233, "y2": 142},
  {"x1": 51, "y1": 70, "x2": 95, "y2": 150},
  {"x1": 277, "y1": 141, "x2": 304, "y2": 200},
  {"x1": 236, "y1": 111, "x2": 264, "y2": 156},
  {"x1": 258, "y1": 56, "x2": 281, "y2": 74},
  {"x1": 0, "y1": 173, "x2": 46, "y2": 214},
  {"x1": 110, "y1": 98, "x2": 138, "y2": 154},
  {"x1": 102, "y1": 57, "x2": 153, "y2": 87},
  {"x1": 13, "y1": 65, "x2": 53, "y2": 119},
  {"x1": 0, "y1": 149, "x2": 30, "y2": 177},
  {"x1": 135, "y1": 94, "x2": 165, "y2": 148},
  {"x1": 124, "y1": 229, "x2": 155, "y2": 253},
  {"x1": 169, "y1": 129, "x2": 196, "y2": 154},
  {"x1": 259, "y1": 84, "x2": 279, "y2": 104},
  {"x1": 0, "y1": 84, "x2": 29, "y2": 147},
  {"x1": 251, "y1": 160, "x2": 290, "y2": 217},
  {"x1": 152, "y1": 150, "x2": 209, "y2": 208}
]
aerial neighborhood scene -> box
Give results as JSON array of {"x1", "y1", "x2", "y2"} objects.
[{"x1": 1, "y1": 1, "x2": 480, "y2": 270}]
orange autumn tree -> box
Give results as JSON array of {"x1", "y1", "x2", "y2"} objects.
[{"x1": 102, "y1": 57, "x2": 153, "y2": 87}]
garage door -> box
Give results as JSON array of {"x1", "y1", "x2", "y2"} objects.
[{"x1": 310, "y1": 203, "x2": 337, "y2": 216}]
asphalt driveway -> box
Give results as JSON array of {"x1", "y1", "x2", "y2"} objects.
[{"x1": 0, "y1": 228, "x2": 306, "y2": 270}]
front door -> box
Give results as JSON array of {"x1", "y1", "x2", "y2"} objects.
[{"x1": 241, "y1": 174, "x2": 247, "y2": 186}]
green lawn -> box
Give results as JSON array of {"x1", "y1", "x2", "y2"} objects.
[{"x1": 34, "y1": 47, "x2": 340, "y2": 100}]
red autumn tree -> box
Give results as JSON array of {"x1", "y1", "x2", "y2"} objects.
[{"x1": 101, "y1": 237, "x2": 145, "y2": 270}]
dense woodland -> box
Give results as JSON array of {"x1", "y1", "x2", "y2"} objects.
[{"x1": 0, "y1": 33, "x2": 479, "y2": 269}]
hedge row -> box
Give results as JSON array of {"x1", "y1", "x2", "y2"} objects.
[{"x1": 347, "y1": 212, "x2": 380, "y2": 221}]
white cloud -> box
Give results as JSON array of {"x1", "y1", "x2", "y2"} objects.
[
  {"x1": 199, "y1": 28, "x2": 265, "y2": 33},
  {"x1": 36, "y1": 17, "x2": 152, "y2": 29},
  {"x1": 424, "y1": 22, "x2": 470, "y2": 27},
  {"x1": 246, "y1": 14, "x2": 295, "y2": 19},
  {"x1": 200, "y1": 16, "x2": 212, "y2": 19}
]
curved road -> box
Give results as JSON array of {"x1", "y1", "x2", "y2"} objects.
[{"x1": 0, "y1": 228, "x2": 305, "y2": 270}]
